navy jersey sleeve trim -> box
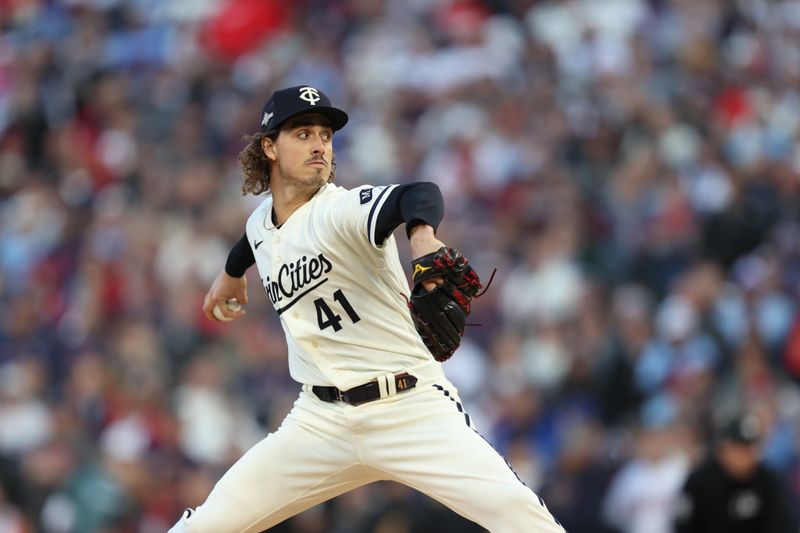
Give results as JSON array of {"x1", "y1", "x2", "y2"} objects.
[
  {"x1": 224, "y1": 232, "x2": 255, "y2": 277},
  {"x1": 367, "y1": 184, "x2": 399, "y2": 247},
  {"x1": 370, "y1": 182, "x2": 444, "y2": 247}
]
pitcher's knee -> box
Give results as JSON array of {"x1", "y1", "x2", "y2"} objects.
[
  {"x1": 483, "y1": 486, "x2": 563, "y2": 532},
  {"x1": 508, "y1": 487, "x2": 540, "y2": 516}
]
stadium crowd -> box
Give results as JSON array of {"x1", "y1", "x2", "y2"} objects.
[{"x1": 1, "y1": 0, "x2": 799, "y2": 531}]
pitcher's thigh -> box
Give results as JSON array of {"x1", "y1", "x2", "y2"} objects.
[
  {"x1": 429, "y1": 427, "x2": 564, "y2": 532},
  {"x1": 366, "y1": 386, "x2": 564, "y2": 532},
  {"x1": 172, "y1": 407, "x2": 376, "y2": 532}
]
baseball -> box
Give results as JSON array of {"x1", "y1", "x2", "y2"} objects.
[{"x1": 213, "y1": 298, "x2": 242, "y2": 322}]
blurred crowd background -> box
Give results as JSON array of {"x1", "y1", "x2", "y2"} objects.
[{"x1": 1, "y1": 0, "x2": 800, "y2": 531}]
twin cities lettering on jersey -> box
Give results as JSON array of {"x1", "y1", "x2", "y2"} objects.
[{"x1": 265, "y1": 253, "x2": 333, "y2": 306}]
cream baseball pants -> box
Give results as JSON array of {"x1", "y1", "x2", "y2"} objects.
[{"x1": 169, "y1": 363, "x2": 564, "y2": 533}]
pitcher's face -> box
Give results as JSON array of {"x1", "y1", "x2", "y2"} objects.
[{"x1": 264, "y1": 114, "x2": 334, "y2": 188}]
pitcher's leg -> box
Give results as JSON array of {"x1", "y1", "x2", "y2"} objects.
[
  {"x1": 360, "y1": 383, "x2": 564, "y2": 533},
  {"x1": 170, "y1": 393, "x2": 380, "y2": 533}
]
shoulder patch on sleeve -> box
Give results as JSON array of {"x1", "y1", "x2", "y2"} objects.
[{"x1": 359, "y1": 188, "x2": 373, "y2": 204}]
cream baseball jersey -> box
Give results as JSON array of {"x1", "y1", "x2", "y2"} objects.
[{"x1": 245, "y1": 182, "x2": 433, "y2": 390}]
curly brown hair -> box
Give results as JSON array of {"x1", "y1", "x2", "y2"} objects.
[{"x1": 237, "y1": 131, "x2": 337, "y2": 196}]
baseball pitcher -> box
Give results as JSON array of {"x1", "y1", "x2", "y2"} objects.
[{"x1": 168, "y1": 86, "x2": 564, "y2": 533}]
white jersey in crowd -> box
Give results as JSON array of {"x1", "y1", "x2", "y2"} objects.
[{"x1": 245, "y1": 182, "x2": 432, "y2": 390}]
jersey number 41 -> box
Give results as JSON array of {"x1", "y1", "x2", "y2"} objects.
[{"x1": 314, "y1": 289, "x2": 361, "y2": 332}]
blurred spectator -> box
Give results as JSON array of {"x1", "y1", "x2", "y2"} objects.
[
  {"x1": 601, "y1": 414, "x2": 692, "y2": 533},
  {"x1": 674, "y1": 414, "x2": 798, "y2": 533},
  {"x1": 539, "y1": 414, "x2": 617, "y2": 533},
  {"x1": 0, "y1": 360, "x2": 52, "y2": 456},
  {"x1": 590, "y1": 283, "x2": 650, "y2": 426}
]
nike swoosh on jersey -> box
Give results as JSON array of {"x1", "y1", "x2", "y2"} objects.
[{"x1": 254, "y1": 240, "x2": 264, "y2": 249}]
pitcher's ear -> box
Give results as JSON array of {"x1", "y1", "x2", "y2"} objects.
[{"x1": 262, "y1": 137, "x2": 276, "y2": 161}]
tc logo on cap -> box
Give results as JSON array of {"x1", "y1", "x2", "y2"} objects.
[
  {"x1": 299, "y1": 87, "x2": 321, "y2": 105},
  {"x1": 259, "y1": 85, "x2": 349, "y2": 133}
]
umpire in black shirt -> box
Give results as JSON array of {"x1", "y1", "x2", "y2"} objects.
[{"x1": 674, "y1": 414, "x2": 797, "y2": 533}]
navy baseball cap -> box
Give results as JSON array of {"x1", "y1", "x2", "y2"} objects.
[
  {"x1": 260, "y1": 85, "x2": 348, "y2": 133},
  {"x1": 717, "y1": 414, "x2": 762, "y2": 445}
]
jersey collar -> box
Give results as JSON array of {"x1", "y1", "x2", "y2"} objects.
[{"x1": 263, "y1": 183, "x2": 333, "y2": 230}]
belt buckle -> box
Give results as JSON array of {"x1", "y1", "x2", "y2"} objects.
[{"x1": 335, "y1": 389, "x2": 345, "y2": 403}]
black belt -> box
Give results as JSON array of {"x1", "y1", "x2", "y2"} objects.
[{"x1": 312, "y1": 372, "x2": 418, "y2": 406}]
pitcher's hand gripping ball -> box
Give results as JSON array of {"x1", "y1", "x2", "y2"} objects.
[
  {"x1": 213, "y1": 298, "x2": 242, "y2": 322},
  {"x1": 408, "y1": 247, "x2": 484, "y2": 362}
]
